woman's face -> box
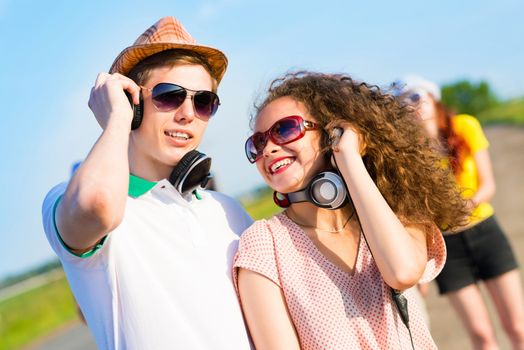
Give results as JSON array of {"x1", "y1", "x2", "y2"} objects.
[
  {"x1": 404, "y1": 90, "x2": 439, "y2": 139},
  {"x1": 253, "y1": 96, "x2": 328, "y2": 194}
]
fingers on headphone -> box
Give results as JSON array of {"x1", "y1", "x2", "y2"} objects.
[
  {"x1": 330, "y1": 127, "x2": 343, "y2": 149},
  {"x1": 120, "y1": 79, "x2": 141, "y2": 103},
  {"x1": 327, "y1": 123, "x2": 368, "y2": 156},
  {"x1": 325, "y1": 121, "x2": 344, "y2": 148}
]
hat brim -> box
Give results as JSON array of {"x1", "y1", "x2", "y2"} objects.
[{"x1": 109, "y1": 43, "x2": 228, "y2": 84}]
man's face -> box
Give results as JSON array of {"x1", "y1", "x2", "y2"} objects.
[{"x1": 129, "y1": 64, "x2": 214, "y2": 180}]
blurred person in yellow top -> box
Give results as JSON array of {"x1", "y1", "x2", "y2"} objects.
[
  {"x1": 392, "y1": 76, "x2": 524, "y2": 350},
  {"x1": 451, "y1": 114, "x2": 493, "y2": 224}
]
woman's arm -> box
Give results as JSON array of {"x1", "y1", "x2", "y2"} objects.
[
  {"x1": 332, "y1": 126, "x2": 428, "y2": 291},
  {"x1": 237, "y1": 268, "x2": 301, "y2": 350},
  {"x1": 470, "y1": 149, "x2": 496, "y2": 207}
]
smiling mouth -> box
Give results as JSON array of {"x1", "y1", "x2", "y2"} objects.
[
  {"x1": 270, "y1": 158, "x2": 294, "y2": 174},
  {"x1": 165, "y1": 131, "x2": 191, "y2": 140}
]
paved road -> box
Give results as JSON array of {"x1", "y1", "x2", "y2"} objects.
[
  {"x1": 0, "y1": 269, "x2": 63, "y2": 303},
  {"x1": 24, "y1": 321, "x2": 96, "y2": 350},
  {"x1": 33, "y1": 125, "x2": 523, "y2": 349},
  {"x1": 428, "y1": 125, "x2": 524, "y2": 350}
]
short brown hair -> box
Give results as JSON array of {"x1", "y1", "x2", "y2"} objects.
[{"x1": 127, "y1": 49, "x2": 218, "y2": 91}]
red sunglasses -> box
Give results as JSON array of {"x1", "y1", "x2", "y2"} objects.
[{"x1": 245, "y1": 115, "x2": 319, "y2": 163}]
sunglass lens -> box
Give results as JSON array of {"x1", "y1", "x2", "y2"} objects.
[
  {"x1": 409, "y1": 93, "x2": 421, "y2": 104},
  {"x1": 402, "y1": 91, "x2": 422, "y2": 105},
  {"x1": 194, "y1": 92, "x2": 220, "y2": 118},
  {"x1": 273, "y1": 117, "x2": 302, "y2": 143},
  {"x1": 245, "y1": 138, "x2": 258, "y2": 163},
  {"x1": 247, "y1": 132, "x2": 268, "y2": 162},
  {"x1": 151, "y1": 83, "x2": 186, "y2": 112}
]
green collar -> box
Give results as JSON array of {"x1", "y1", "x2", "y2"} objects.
[
  {"x1": 128, "y1": 174, "x2": 157, "y2": 198},
  {"x1": 127, "y1": 174, "x2": 203, "y2": 200}
]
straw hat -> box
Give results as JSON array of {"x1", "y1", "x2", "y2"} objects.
[{"x1": 109, "y1": 16, "x2": 228, "y2": 84}]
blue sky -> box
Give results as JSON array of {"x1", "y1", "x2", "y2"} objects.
[{"x1": 1, "y1": 0, "x2": 523, "y2": 280}]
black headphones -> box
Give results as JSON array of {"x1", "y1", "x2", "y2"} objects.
[
  {"x1": 273, "y1": 171, "x2": 348, "y2": 209},
  {"x1": 169, "y1": 150, "x2": 212, "y2": 196},
  {"x1": 126, "y1": 91, "x2": 144, "y2": 130}
]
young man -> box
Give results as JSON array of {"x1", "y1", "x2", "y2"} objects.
[{"x1": 42, "y1": 17, "x2": 253, "y2": 349}]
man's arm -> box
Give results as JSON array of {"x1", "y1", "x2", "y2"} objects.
[{"x1": 56, "y1": 73, "x2": 140, "y2": 253}]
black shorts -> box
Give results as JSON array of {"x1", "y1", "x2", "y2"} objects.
[{"x1": 436, "y1": 215, "x2": 519, "y2": 295}]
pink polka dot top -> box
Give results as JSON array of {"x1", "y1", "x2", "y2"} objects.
[{"x1": 233, "y1": 213, "x2": 446, "y2": 350}]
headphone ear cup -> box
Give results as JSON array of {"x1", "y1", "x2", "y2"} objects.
[
  {"x1": 169, "y1": 150, "x2": 211, "y2": 195},
  {"x1": 130, "y1": 92, "x2": 144, "y2": 130},
  {"x1": 274, "y1": 171, "x2": 348, "y2": 210},
  {"x1": 170, "y1": 150, "x2": 202, "y2": 189},
  {"x1": 308, "y1": 171, "x2": 348, "y2": 209},
  {"x1": 273, "y1": 191, "x2": 291, "y2": 208}
]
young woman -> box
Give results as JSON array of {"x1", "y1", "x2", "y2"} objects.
[
  {"x1": 393, "y1": 76, "x2": 524, "y2": 350},
  {"x1": 233, "y1": 71, "x2": 469, "y2": 349}
]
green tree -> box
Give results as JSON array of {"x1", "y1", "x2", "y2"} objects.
[{"x1": 441, "y1": 80, "x2": 499, "y2": 116}]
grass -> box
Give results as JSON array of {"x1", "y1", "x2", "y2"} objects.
[
  {"x1": 242, "y1": 187, "x2": 282, "y2": 220},
  {"x1": 0, "y1": 274, "x2": 78, "y2": 350},
  {"x1": 478, "y1": 97, "x2": 524, "y2": 125}
]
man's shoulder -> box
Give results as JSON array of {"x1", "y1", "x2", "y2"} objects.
[
  {"x1": 199, "y1": 190, "x2": 254, "y2": 233},
  {"x1": 201, "y1": 190, "x2": 241, "y2": 208},
  {"x1": 200, "y1": 190, "x2": 249, "y2": 215}
]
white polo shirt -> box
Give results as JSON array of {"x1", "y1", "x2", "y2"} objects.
[{"x1": 42, "y1": 175, "x2": 253, "y2": 350}]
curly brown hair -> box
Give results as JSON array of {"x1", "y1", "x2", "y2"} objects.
[{"x1": 253, "y1": 71, "x2": 469, "y2": 231}]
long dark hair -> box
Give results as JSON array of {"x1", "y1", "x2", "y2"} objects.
[{"x1": 434, "y1": 101, "x2": 470, "y2": 176}]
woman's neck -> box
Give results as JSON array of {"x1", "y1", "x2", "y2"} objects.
[{"x1": 285, "y1": 203, "x2": 355, "y2": 233}]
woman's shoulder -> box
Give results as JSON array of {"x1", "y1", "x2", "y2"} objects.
[
  {"x1": 452, "y1": 114, "x2": 482, "y2": 132},
  {"x1": 240, "y1": 212, "x2": 286, "y2": 239},
  {"x1": 452, "y1": 114, "x2": 488, "y2": 150}
]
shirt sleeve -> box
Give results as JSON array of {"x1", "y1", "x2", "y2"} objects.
[
  {"x1": 232, "y1": 203, "x2": 255, "y2": 237},
  {"x1": 206, "y1": 190, "x2": 254, "y2": 236},
  {"x1": 41, "y1": 183, "x2": 107, "y2": 266},
  {"x1": 419, "y1": 225, "x2": 447, "y2": 284},
  {"x1": 454, "y1": 114, "x2": 489, "y2": 154},
  {"x1": 233, "y1": 220, "x2": 282, "y2": 293}
]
